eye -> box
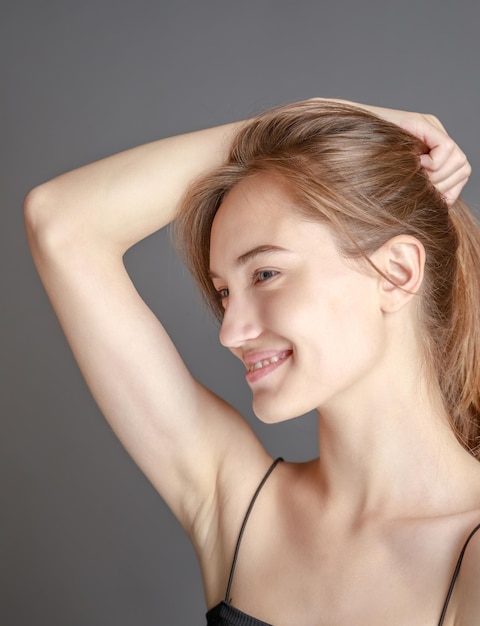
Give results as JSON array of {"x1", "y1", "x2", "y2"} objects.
[
  {"x1": 217, "y1": 287, "x2": 229, "y2": 299},
  {"x1": 253, "y1": 269, "x2": 278, "y2": 283}
]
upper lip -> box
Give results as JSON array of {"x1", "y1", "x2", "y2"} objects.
[{"x1": 242, "y1": 349, "x2": 292, "y2": 369}]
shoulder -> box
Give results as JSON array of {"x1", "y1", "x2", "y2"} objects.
[{"x1": 456, "y1": 520, "x2": 480, "y2": 625}]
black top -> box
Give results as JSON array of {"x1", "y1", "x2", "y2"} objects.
[{"x1": 205, "y1": 458, "x2": 480, "y2": 626}]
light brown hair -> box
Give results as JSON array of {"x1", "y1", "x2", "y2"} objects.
[{"x1": 175, "y1": 100, "x2": 480, "y2": 458}]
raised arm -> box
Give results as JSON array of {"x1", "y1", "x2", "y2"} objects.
[{"x1": 24, "y1": 121, "x2": 273, "y2": 542}]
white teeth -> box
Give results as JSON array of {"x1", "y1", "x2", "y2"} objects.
[{"x1": 249, "y1": 354, "x2": 285, "y2": 372}]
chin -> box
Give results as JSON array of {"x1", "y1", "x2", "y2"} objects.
[{"x1": 252, "y1": 396, "x2": 315, "y2": 424}]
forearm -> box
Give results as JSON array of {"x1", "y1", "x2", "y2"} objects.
[{"x1": 24, "y1": 121, "x2": 242, "y2": 256}]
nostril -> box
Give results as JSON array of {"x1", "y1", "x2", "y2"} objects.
[{"x1": 218, "y1": 307, "x2": 262, "y2": 349}]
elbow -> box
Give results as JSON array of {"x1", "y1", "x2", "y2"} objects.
[
  {"x1": 24, "y1": 183, "x2": 48, "y2": 237},
  {"x1": 24, "y1": 181, "x2": 72, "y2": 254}
]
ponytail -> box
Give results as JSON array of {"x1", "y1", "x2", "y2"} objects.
[{"x1": 443, "y1": 200, "x2": 480, "y2": 457}]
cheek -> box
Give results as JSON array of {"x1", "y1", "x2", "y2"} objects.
[
  {"x1": 322, "y1": 292, "x2": 386, "y2": 388},
  {"x1": 293, "y1": 278, "x2": 383, "y2": 374},
  {"x1": 256, "y1": 270, "x2": 382, "y2": 361}
]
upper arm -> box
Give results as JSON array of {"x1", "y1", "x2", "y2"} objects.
[{"x1": 25, "y1": 190, "x2": 269, "y2": 542}]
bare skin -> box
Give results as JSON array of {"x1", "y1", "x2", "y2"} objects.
[
  {"x1": 209, "y1": 174, "x2": 480, "y2": 625},
  {"x1": 24, "y1": 100, "x2": 478, "y2": 625}
]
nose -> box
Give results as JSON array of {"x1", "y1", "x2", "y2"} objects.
[{"x1": 218, "y1": 295, "x2": 262, "y2": 349}]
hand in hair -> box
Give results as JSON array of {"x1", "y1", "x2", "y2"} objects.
[
  {"x1": 318, "y1": 99, "x2": 471, "y2": 205},
  {"x1": 358, "y1": 104, "x2": 470, "y2": 205},
  {"x1": 409, "y1": 114, "x2": 470, "y2": 206}
]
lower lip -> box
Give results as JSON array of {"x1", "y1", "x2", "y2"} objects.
[{"x1": 245, "y1": 353, "x2": 292, "y2": 384}]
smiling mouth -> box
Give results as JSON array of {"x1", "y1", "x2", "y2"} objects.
[{"x1": 247, "y1": 351, "x2": 291, "y2": 372}]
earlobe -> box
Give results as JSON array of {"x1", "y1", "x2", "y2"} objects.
[{"x1": 376, "y1": 236, "x2": 425, "y2": 313}]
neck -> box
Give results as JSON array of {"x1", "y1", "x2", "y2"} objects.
[{"x1": 314, "y1": 363, "x2": 477, "y2": 524}]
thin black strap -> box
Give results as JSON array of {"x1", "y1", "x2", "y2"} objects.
[
  {"x1": 224, "y1": 457, "x2": 284, "y2": 602},
  {"x1": 437, "y1": 521, "x2": 480, "y2": 626}
]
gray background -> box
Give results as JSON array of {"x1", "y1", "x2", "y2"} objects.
[{"x1": 2, "y1": 1, "x2": 480, "y2": 624}]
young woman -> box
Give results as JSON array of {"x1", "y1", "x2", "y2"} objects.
[{"x1": 25, "y1": 98, "x2": 478, "y2": 625}]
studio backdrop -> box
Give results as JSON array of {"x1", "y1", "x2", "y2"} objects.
[{"x1": 2, "y1": 1, "x2": 479, "y2": 625}]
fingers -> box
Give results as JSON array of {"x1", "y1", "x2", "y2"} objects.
[
  {"x1": 439, "y1": 177, "x2": 471, "y2": 206},
  {"x1": 321, "y1": 101, "x2": 471, "y2": 205},
  {"x1": 402, "y1": 113, "x2": 471, "y2": 205},
  {"x1": 420, "y1": 143, "x2": 471, "y2": 204}
]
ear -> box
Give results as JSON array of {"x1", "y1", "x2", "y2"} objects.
[{"x1": 373, "y1": 235, "x2": 426, "y2": 313}]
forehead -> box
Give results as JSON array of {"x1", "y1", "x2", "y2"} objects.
[
  {"x1": 209, "y1": 173, "x2": 334, "y2": 272},
  {"x1": 210, "y1": 175, "x2": 300, "y2": 250},
  {"x1": 218, "y1": 172, "x2": 298, "y2": 221}
]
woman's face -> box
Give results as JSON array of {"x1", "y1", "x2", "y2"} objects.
[{"x1": 209, "y1": 174, "x2": 388, "y2": 422}]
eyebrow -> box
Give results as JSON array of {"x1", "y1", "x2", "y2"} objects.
[{"x1": 209, "y1": 244, "x2": 291, "y2": 279}]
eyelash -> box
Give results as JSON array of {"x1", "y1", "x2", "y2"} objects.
[
  {"x1": 215, "y1": 269, "x2": 279, "y2": 301},
  {"x1": 252, "y1": 269, "x2": 279, "y2": 284}
]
